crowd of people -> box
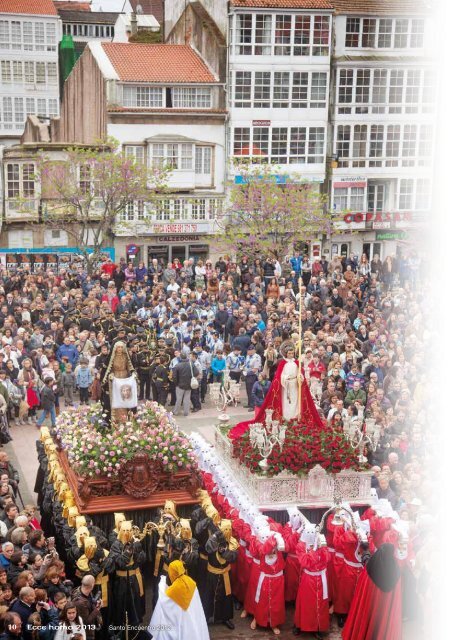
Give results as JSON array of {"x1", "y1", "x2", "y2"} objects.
[{"x1": 0, "y1": 247, "x2": 435, "y2": 638}]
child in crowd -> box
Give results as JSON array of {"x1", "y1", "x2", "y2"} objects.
[
  {"x1": 75, "y1": 358, "x2": 93, "y2": 406},
  {"x1": 60, "y1": 363, "x2": 76, "y2": 407}
]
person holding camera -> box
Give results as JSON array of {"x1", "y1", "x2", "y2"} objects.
[{"x1": 70, "y1": 576, "x2": 102, "y2": 640}]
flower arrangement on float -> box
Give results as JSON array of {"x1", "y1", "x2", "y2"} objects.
[
  {"x1": 54, "y1": 401, "x2": 197, "y2": 478},
  {"x1": 231, "y1": 416, "x2": 363, "y2": 477}
]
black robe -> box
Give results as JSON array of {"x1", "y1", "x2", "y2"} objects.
[
  {"x1": 104, "y1": 539, "x2": 145, "y2": 627},
  {"x1": 202, "y1": 533, "x2": 237, "y2": 623}
]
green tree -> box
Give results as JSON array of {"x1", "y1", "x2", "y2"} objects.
[
  {"x1": 36, "y1": 140, "x2": 168, "y2": 273},
  {"x1": 216, "y1": 162, "x2": 332, "y2": 262}
]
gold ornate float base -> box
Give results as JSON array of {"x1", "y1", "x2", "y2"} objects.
[{"x1": 58, "y1": 449, "x2": 201, "y2": 515}]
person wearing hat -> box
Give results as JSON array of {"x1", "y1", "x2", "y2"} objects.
[
  {"x1": 242, "y1": 345, "x2": 262, "y2": 410},
  {"x1": 152, "y1": 355, "x2": 170, "y2": 407}
]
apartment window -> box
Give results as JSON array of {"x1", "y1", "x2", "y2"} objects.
[
  {"x1": 355, "y1": 69, "x2": 370, "y2": 111},
  {"x1": 234, "y1": 71, "x2": 252, "y2": 107},
  {"x1": 254, "y1": 72, "x2": 271, "y2": 107},
  {"x1": 377, "y1": 19, "x2": 392, "y2": 48},
  {"x1": 1, "y1": 61, "x2": 11, "y2": 84},
  {"x1": 289, "y1": 128, "x2": 306, "y2": 163},
  {"x1": 405, "y1": 70, "x2": 420, "y2": 112},
  {"x1": 311, "y1": 73, "x2": 327, "y2": 107},
  {"x1": 415, "y1": 178, "x2": 430, "y2": 209},
  {"x1": 6, "y1": 163, "x2": 34, "y2": 198},
  {"x1": 233, "y1": 126, "x2": 324, "y2": 164},
  {"x1": 0, "y1": 21, "x2": 9, "y2": 49},
  {"x1": 172, "y1": 87, "x2": 212, "y2": 109},
  {"x1": 123, "y1": 202, "x2": 135, "y2": 221},
  {"x1": 422, "y1": 70, "x2": 436, "y2": 111},
  {"x1": 418, "y1": 125, "x2": 433, "y2": 158},
  {"x1": 195, "y1": 146, "x2": 212, "y2": 174},
  {"x1": 23, "y1": 22, "x2": 33, "y2": 50},
  {"x1": 369, "y1": 125, "x2": 384, "y2": 166},
  {"x1": 253, "y1": 127, "x2": 270, "y2": 159},
  {"x1": 12, "y1": 61, "x2": 22, "y2": 83},
  {"x1": 14, "y1": 98, "x2": 24, "y2": 126},
  {"x1": 7, "y1": 164, "x2": 20, "y2": 197},
  {"x1": 151, "y1": 143, "x2": 193, "y2": 170},
  {"x1": 2, "y1": 97, "x2": 12, "y2": 128},
  {"x1": 372, "y1": 69, "x2": 387, "y2": 113},
  {"x1": 46, "y1": 23, "x2": 56, "y2": 48},
  {"x1": 352, "y1": 125, "x2": 367, "y2": 167},
  {"x1": 236, "y1": 13, "x2": 253, "y2": 54},
  {"x1": 411, "y1": 19, "x2": 424, "y2": 47},
  {"x1": 273, "y1": 72, "x2": 290, "y2": 107},
  {"x1": 123, "y1": 85, "x2": 163, "y2": 108},
  {"x1": 361, "y1": 18, "x2": 376, "y2": 47},
  {"x1": 233, "y1": 128, "x2": 250, "y2": 156},
  {"x1": 333, "y1": 186, "x2": 364, "y2": 212},
  {"x1": 386, "y1": 125, "x2": 401, "y2": 164},
  {"x1": 345, "y1": 17, "x2": 360, "y2": 47},
  {"x1": 291, "y1": 72, "x2": 308, "y2": 107},
  {"x1": 48, "y1": 99, "x2": 58, "y2": 117},
  {"x1": 26, "y1": 98, "x2": 35, "y2": 115},
  {"x1": 192, "y1": 199, "x2": 207, "y2": 220},
  {"x1": 36, "y1": 62, "x2": 46, "y2": 85},
  {"x1": 389, "y1": 70, "x2": 404, "y2": 113},
  {"x1": 181, "y1": 143, "x2": 193, "y2": 169},
  {"x1": 274, "y1": 15, "x2": 292, "y2": 55},
  {"x1": 124, "y1": 145, "x2": 145, "y2": 164},
  {"x1": 294, "y1": 15, "x2": 311, "y2": 55},
  {"x1": 25, "y1": 62, "x2": 34, "y2": 84},
  {"x1": 313, "y1": 16, "x2": 330, "y2": 55},
  {"x1": 79, "y1": 165, "x2": 92, "y2": 195},
  {"x1": 367, "y1": 184, "x2": 385, "y2": 212},
  {"x1": 48, "y1": 62, "x2": 58, "y2": 85},
  {"x1": 151, "y1": 143, "x2": 165, "y2": 168},
  {"x1": 336, "y1": 125, "x2": 351, "y2": 162},
  {"x1": 167, "y1": 144, "x2": 178, "y2": 169},
  {"x1": 255, "y1": 15, "x2": 272, "y2": 56},
  {"x1": 37, "y1": 99, "x2": 46, "y2": 116},
  {"x1": 35, "y1": 23, "x2": 45, "y2": 50},
  {"x1": 233, "y1": 12, "x2": 330, "y2": 56},
  {"x1": 271, "y1": 127, "x2": 288, "y2": 163},
  {"x1": 345, "y1": 17, "x2": 424, "y2": 49},
  {"x1": 402, "y1": 125, "x2": 417, "y2": 165},
  {"x1": 338, "y1": 69, "x2": 353, "y2": 114},
  {"x1": 394, "y1": 19, "x2": 409, "y2": 48},
  {"x1": 11, "y1": 21, "x2": 21, "y2": 50}
]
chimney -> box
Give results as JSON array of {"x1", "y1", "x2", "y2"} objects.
[{"x1": 130, "y1": 12, "x2": 138, "y2": 36}]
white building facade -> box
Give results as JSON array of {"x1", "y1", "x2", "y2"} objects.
[
  {"x1": 329, "y1": 0, "x2": 435, "y2": 260},
  {"x1": 0, "y1": 0, "x2": 61, "y2": 146}
]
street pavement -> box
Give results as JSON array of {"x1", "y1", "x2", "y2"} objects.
[{"x1": 4, "y1": 396, "x2": 422, "y2": 640}]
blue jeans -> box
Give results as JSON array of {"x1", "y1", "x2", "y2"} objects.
[{"x1": 37, "y1": 406, "x2": 56, "y2": 427}]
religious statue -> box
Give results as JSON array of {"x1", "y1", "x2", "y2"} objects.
[
  {"x1": 229, "y1": 340, "x2": 324, "y2": 440},
  {"x1": 101, "y1": 341, "x2": 137, "y2": 424}
]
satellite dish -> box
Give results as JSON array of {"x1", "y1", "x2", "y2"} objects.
[{"x1": 136, "y1": 3, "x2": 144, "y2": 14}]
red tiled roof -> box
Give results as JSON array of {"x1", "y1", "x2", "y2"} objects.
[
  {"x1": 230, "y1": 0, "x2": 334, "y2": 8},
  {"x1": 332, "y1": 0, "x2": 430, "y2": 14},
  {"x1": 54, "y1": 1, "x2": 92, "y2": 10},
  {"x1": 1, "y1": 0, "x2": 58, "y2": 15},
  {"x1": 101, "y1": 43, "x2": 217, "y2": 83}
]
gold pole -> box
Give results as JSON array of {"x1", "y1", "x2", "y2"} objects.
[{"x1": 298, "y1": 276, "x2": 303, "y2": 419}]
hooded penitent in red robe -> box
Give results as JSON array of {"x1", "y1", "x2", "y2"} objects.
[
  {"x1": 229, "y1": 359, "x2": 324, "y2": 440},
  {"x1": 342, "y1": 544, "x2": 402, "y2": 640},
  {"x1": 282, "y1": 525, "x2": 303, "y2": 602},
  {"x1": 294, "y1": 545, "x2": 330, "y2": 633},
  {"x1": 245, "y1": 536, "x2": 286, "y2": 629}
]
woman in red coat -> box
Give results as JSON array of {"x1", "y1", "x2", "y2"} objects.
[
  {"x1": 294, "y1": 541, "x2": 330, "y2": 638},
  {"x1": 342, "y1": 543, "x2": 402, "y2": 640}
]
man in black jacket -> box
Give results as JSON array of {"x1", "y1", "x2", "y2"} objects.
[
  {"x1": 172, "y1": 353, "x2": 192, "y2": 417},
  {"x1": 0, "y1": 612, "x2": 23, "y2": 640},
  {"x1": 36, "y1": 378, "x2": 56, "y2": 428}
]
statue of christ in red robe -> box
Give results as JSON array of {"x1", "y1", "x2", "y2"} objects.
[{"x1": 229, "y1": 343, "x2": 324, "y2": 441}]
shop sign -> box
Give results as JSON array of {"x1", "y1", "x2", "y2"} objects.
[
  {"x1": 156, "y1": 235, "x2": 201, "y2": 242},
  {"x1": 252, "y1": 120, "x2": 271, "y2": 126},
  {"x1": 333, "y1": 177, "x2": 367, "y2": 189},
  {"x1": 343, "y1": 212, "x2": 413, "y2": 224},
  {"x1": 150, "y1": 223, "x2": 205, "y2": 234},
  {"x1": 375, "y1": 231, "x2": 407, "y2": 241}
]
